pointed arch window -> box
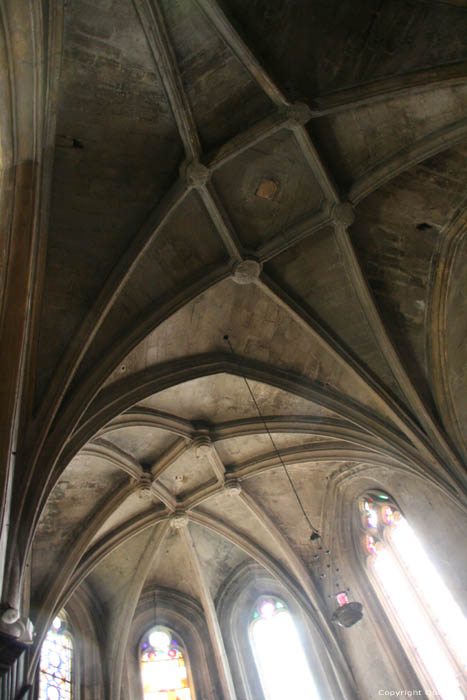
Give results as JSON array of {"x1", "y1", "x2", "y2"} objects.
[
  {"x1": 249, "y1": 596, "x2": 321, "y2": 700},
  {"x1": 360, "y1": 491, "x2": 467, "y2": 700},
  {"x1": 39, "y1": 615, "x2": 73, "y2": 700},
  {"x1": 141, "y1": 626, "x2": 194, "y2": 700}
]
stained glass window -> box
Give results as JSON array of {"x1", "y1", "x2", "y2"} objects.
[
  {"x1": 249, "y1": 596, "x2": 320, "y2": 700},
  {"x1": 360, "y1": 491, "x2": 467, "y2": 700},
  {"x1": 39, "y1": 616, "x2": 72, "y2": 700},
  {"x1": 141, "y1": 626, "x2": 193, "y2": 700}
]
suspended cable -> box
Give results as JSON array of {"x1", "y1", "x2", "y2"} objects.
[{"x1": 223, "y1": 335, "x2": 320, "y2": 540}]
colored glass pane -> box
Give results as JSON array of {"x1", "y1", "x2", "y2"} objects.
[
  {"x1": 361, "y1": 494, "x2": 467, "y2": 699},
  {"x1": 259, "y1": 600, "x2": 275, "y2": 619},
  {"x1": 381, "y1": 505, "x2": 394, "y2": 525},
  {"x1": 39, "y1": 622, "x2": 72, "y2": 700},
  {"x1": 141, "y1": 628, "x2": 193, "y2": 700}
]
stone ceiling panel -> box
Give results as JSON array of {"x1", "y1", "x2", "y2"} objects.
[
  {"x1": 88, "y1": 526, "x2": 155, "y2": 610},
  {"x1": 35, "y1": 0, "x2": 183, "y2": 403},
  {"x1": 351, "y1": 143, "x2": 467, "y2": 408},
  {"x1": 160, "y1": 0, "x2": 274, "y2": 150},
  {"x1": 69, "y1": 189, "x2": 229, "y2": 394},
  {"x1": 312, "y1": 84, "x2": 467, "y2": 189},
  {"x1": 212, "y1": 129, "x2": 325, "y2": 250},
  {"x1": 103, "y1": 278, "x2": 392, "y2": 418},
  {"x1": 90, "y1": 491, "x2": 153, "y2": 547},
  {"x1": 99, "y1": 425, "x2": 178, "y2": 465},
  {"x1": 242, "y1": 465, "x2": 332, "y2": 569},
  {"x1": 189, "y1": 523, "x2": 250, "y2": 600},
  {"x1": 264, "y1": 228, "x2": 405, "y2": 403},
  {"x1": 196, "y1": 491, "x2": 299, "y2": 575},
  {"x1": 32, "y1": 456, "x2": 128, "y2": 603},
  {"x1": 215, "y1": 432, "x2": 337, "y2": 468},
  {"x1": 219, "y1": 0, "x2": 467, "y2": 98},
  {"x1": 144, "y1": 526, "x2": 201, "y2": 602},
  {"x1": 138, "y1": 374, "x2": 338, "y2": 423}
]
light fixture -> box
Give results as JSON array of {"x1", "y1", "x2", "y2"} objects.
[{"x1": 331, "y1": 591, "x2": 363, "y2": 628}]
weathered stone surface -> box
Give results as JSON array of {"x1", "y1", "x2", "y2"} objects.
[
  {"x1": 220, "y1": 0, "x2": 467, "y2": 98},
  {"x1": 312, "y1": 84, "x2": 467, "y2": 190},
  {"x1": 160, "y1": 0, "x2": 274, "y2": 150},
  {"x1": 351, "y1": 143, "x2": 467, "y2": 406},
  {"x1": 212, "y1": 129, "x2": 325, "y2": 249},
  {"x1": 35, "y1": 0, "x2": 184, "y2": 401},
  {"x1": 2, "y1": 2, "x2": 467, "y2": 698}
]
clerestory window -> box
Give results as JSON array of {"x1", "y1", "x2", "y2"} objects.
[
  {"x1": 360, "y1": 490, "x2": 467, "y2": 700},
  {"x1": 249, "y1": 596, "x2": 321, "y2": 700}
]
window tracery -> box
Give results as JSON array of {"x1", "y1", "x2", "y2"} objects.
[
  {"x1": 38, "y1": 615, "x2": 73, "y2": 700},
  {"x1": 249, "y1": 596, "x2": 320, "y2": 700},
  {"x1": 140, "y1": 625, "x2": 193, "y2": 700},
  {"x1": 360, "y1": 490, "x2": 467, "y2": 700}
]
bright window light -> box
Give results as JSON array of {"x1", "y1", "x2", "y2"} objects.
[
  {"x1": 390, "y1": 518, "x2": 467, "y2": 672},
  {"x1": 141, "y1": 627, "x2": 193, "y2": 700},
  {"x1": 372, "y1": 549, "x2": 463, "y2": 700},
  {"x1": 361, "y1": 494, "x2": 467, "y2": 700},
  {"x1": 250, "y1": 601, "x2": 320, "y2": 700}
]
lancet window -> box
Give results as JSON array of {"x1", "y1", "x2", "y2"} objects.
[
  {"x1": 38, "y1": 615, "x2": 73, "y2": 700},
  {"x1": 141, "y1": 626, "x2": 194, "y2": 700},
  {"x1": 360, "y1": 491, "x2": 467, "y2": 700},
  {"x1": 249, "y1": 596, "x2": 321, "y2": 700}
]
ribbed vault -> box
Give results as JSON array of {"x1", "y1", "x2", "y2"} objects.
[{"x1": 2, "y1": 0, "x2": 466, "y2": 697}]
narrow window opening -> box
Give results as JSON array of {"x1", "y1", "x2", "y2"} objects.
[
  {"x1": 39, "y1": 614, "x2": 73, "y2": 700},
  {"x1": 360, "y1": 492, "x2": 467, "y2": 699},
  {"x1": 140, "y1": 625, "x2": 193, "y2": 700},
  {"x1": 249, "y1": 596, "x2": 321, "y2": 700}
]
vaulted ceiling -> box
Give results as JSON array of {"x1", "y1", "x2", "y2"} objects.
[{"x1": 11, "y1": 0, "x2": 466, "y2": 680}]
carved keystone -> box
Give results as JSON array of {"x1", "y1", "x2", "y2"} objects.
[
  {"x1": 224, "y1": 479, "x2": 242, "y2": 496},
  {"x1": 182, "y1": 160, "x2": 210, "y2": 188},
  {"x1": 171, "y1": 513, "x2": 189, "y2": 529},
  {"x1": 331, "y1": 202, "x2": 355, "y2": 228},
  {"x1": 232, "y1": 259, "x2": 262, "y2": 285},
  {"x1": 285, "y1": 102, "x2": 313, "y2": 128}
]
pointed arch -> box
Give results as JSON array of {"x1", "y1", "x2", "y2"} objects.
[{"x1": 357, "y1": 490, "x2": 467, "y2": 699}]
